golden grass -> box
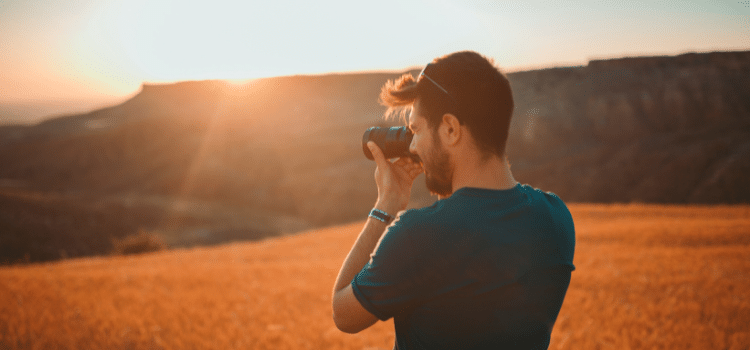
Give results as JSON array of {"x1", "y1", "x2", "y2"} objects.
[{"x1": 1, "y1": 204, "x2": 749, "y2": 349}]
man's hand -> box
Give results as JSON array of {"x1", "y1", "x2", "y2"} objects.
[{"x1": 368, "y1": 141, "x2": 424, "y2": 215}]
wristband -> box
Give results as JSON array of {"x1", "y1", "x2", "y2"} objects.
[{"x1": 369, "y1": 208, "x2": 394, "y2": 224}]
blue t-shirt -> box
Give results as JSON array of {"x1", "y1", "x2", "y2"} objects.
[{"x1": 352, "y1": 184, "x2": 576, "y2": 350}]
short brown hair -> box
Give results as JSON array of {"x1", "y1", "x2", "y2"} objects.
[{"x1": 379, "y1": 51, "x2": 514, "y2": 157}]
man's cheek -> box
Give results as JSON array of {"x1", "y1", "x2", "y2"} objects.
[{"x1": 410, "y1": 136, "x2": 420, "y2": 157}]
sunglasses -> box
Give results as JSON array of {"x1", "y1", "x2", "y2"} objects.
[{"x1": 419, "y1": 63, "x2": 455, "y2": 101}]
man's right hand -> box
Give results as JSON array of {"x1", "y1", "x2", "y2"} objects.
[{"x1": 367, "y1": 141, "x2": 424, "y2": 215}]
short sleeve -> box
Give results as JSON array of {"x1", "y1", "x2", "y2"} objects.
[{"x1": 351, "y1": 211, "x2": 438, "y2": 321}]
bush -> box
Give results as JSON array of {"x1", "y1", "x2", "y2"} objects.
[{"x1": 112, "y1": 229, "x2": 167, "y2": 256}]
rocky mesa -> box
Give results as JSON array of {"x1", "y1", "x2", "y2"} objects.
[{"x1": 1, "y1": 50, "x2": 748, "y2": 263}]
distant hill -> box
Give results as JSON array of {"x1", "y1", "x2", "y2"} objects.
[
  {"x1": 0, "y1": 98, "x2": 125, "y2": 126},
  {"x1": 1, "y1": 51, "x2": 749, "y2": 263}
]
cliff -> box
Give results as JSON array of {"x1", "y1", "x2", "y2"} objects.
[
  {"x1": 505, "y1": 51, "x2": 750, "y2": 203},
  {"x1": 1, "y1": 50, "x2": 748, "y2": 263}
]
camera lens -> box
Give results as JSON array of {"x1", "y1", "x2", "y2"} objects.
[{"x1": 362, "y1": 126, "x2": 415, "y2": 161}]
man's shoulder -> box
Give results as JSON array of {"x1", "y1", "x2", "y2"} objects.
[
  {"x1": 519, "y1": 183, "x2": 563, "y2": 201},
  {"x1": 514, "y1": 184, "x2": 571, "y2": 218},
  {"x1": 393, "y1": 200, "x2": 451, "y2": 231}
]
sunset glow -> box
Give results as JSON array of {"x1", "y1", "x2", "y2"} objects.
[
  {"x1": 1, "y1": 3, "x2": 749, "y2": 349},
  {"x1": 1, "y1": 0, "x2": 748, "y2": 107}
]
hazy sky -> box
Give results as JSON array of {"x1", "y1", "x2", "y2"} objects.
[{"x1": 1, "y1": 0, "x2": 748, "y2": 103}]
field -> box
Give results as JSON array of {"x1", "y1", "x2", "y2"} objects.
[{"x1": 1, "y1": 204, "x2": 749, "y2": 349}]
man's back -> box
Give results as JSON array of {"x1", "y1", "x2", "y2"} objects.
[{"x1": 352, "y1": 184, "x2": 576, "y2": 349}]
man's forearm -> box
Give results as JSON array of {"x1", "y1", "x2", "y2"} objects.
[
  {"x1": 333, "y1": 216, "x2": 389, "y2": 293},
  {"x1": 335, "y1": 198, "x2": 404, "y2": 290}
]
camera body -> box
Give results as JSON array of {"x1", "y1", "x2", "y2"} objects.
[{"x1": 362, "y1": 126, "x2": 418, "y2": 161}]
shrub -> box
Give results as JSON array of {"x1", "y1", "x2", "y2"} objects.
[{"x1": 112, "y1": 229, "x2": 167, "y2": 256}]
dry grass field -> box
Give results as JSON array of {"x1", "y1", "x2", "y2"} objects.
[{"x1": 1, "y1": 204, "x2": 749, "y2": 349}]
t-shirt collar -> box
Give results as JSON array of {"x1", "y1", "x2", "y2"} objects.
[{"x1": 452, "y1": 183, "x2": 523, "y2": 198}]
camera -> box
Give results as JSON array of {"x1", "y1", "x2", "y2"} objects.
[{"x1": 362, "y1": 126, "x2": 419, "y2": 161}]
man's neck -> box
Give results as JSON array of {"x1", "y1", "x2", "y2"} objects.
[{"x1": 451, "y1": 153, "x2": 517, "y2": 194}]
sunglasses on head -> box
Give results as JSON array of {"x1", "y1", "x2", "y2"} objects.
[{"x1": 419, "y1": 63, "x2": 454, "y2": 101}]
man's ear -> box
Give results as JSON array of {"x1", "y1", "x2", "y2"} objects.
[{"x1": 440, "y1": 113, "x2": 462, "y2": 146}]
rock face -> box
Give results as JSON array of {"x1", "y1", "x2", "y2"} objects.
[
  {"x1": 505, "y1": 51, "x2": 750, "y2": 203},
  {"x1": 0, "y1": 50, "x2": 748, "y2": 263}
]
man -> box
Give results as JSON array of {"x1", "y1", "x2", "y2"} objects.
[{"x1": 332, "y1": 51, "x2": 576, "y2": 349}]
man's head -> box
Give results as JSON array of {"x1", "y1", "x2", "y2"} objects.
[{"x1": 379, "y1": 51, "x2": 514, "y2": 196}]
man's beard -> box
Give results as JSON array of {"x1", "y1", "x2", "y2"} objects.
[{"x1": 424, "y1": 137, "x2": 453, "y2": 197}]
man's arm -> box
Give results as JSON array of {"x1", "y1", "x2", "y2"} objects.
[
  {"x1": 331, "y1": 141, "x2": 423, "y2": 333},
  {"x1": 331, "y1": 215, "x2": 393, "y2": 333}
]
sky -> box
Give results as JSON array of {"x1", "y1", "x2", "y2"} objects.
[{"x1": 1, "y1": 0, "x2": 748, "y2": 108}]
